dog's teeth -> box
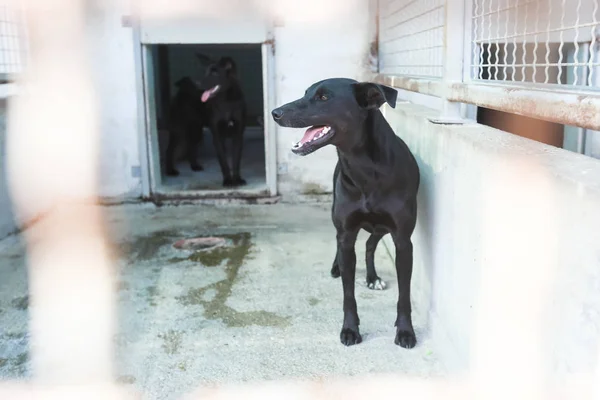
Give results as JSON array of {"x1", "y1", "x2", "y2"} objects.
[{"x1": 323, "y1": 126, "x2": 331, "y2": 133}]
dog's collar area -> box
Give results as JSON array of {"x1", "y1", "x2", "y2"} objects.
[{"x1": 292, "y1": 125, "x2": 334, "y2": 154}]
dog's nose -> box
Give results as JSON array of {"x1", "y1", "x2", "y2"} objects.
[{"x1": 271, "y1": 108, "x2": 284, "y2": 120}]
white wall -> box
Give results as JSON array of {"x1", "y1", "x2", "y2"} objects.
[
  {"x1": 85, "y1": 0, "x2": 375, "y2": 200},
  {"x1": 383, "y1": 102, "x2": 600, "y2": 381},
  {"x1": 85, "y1": 0, "x2": 143, "y2": 199},
  {"x1": 273, "y1": 0, "x2": 376, "y2": 197}
]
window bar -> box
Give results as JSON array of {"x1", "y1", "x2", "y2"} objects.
[
  {"x1": 521, "y1": 0, "x2": 529, "y2": 82},
  {"x1": 557, "y1": 0, "x2": 567, "y2": 84},
  {"x1": 503, "y1": 0, "x2": 510, "y2": 80},
  {"x1": 544, "y1": 0, "x2": 553, "y2": 84},
  {"x1": 512, "y1": 0, "x2": 519, "y2": 81},
  {"x1": 473, "y1": 0, "x2": 481, "y2": 79},
  {"x1": 532, "y1": 0, "x2": 540, "y2": 83},
  {"x1": 573, "y1": 0, "x2": 583, "y2": 85},
  {"x1": 588, "y1": 1, "x2": 599, "y2": 86},
  {"x1": 493, "y1": 0, "x2": 501, "y2": 80},
  {"x1": 485, "y1": 0, "x2": 493, "y2": 80},
  {"x1": 479, "y1": 0, "x2": 487, "y2": 79}
]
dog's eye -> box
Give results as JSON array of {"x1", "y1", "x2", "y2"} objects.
[{"x1": 318, "y1": 94, "x2": 328, "y2": 101}]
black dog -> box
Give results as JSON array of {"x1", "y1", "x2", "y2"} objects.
[
  {"x1": 197, "y1": 55, "x2": 247, "y2": 187},
  {"x1": 165, "y1": 76, "x2": 206, "y2": 176},
  {"x1": 271, "y1": 78, "x2": 420, "y2": 348}
]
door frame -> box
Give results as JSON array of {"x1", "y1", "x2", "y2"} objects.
[{"x1": 133, "y1": 25, "x2": 278, "y2": 199}]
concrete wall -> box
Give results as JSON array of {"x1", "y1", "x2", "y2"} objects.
[
  {"x1": 382, "y1": 102, "x2": 600, "y2": 379},
  {"x1": 0, "y1": 99, "x2": 16, "y2": 239},
  {"x1": 272, "y1": 0, "x2": 375, "y2": 196},
  {"x1": 85, "y1": 1, "x2": 144, "y2": 199},
  {"x1": 83, "y1": 0, "x2": 375, "y2": 200}
]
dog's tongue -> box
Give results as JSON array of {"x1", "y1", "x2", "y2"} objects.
[
  {"x1": 201, "y1": 85, "x2": 220, "y2": 103},
  {"x1": 300, "y1": 126, "x2": 324, "y2": 144}
]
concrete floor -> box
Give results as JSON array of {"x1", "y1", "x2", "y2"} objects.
[
  {"x1": 159, "y1": 128, "x2": 267, "y2": 192},
  {"x1": 0, "y1": 203, "x2": 444, "y2": 399}
]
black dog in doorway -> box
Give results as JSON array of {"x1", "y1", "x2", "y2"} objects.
[
  {"x1": 197, "y1": 54, "x2": 247, "y2": 187},
  {"x1": 164, "y1": 76, "x2": 206, "y2": 177},
  {"x1": 271, "y1": 78, "x2": 420, "y2": 348}
]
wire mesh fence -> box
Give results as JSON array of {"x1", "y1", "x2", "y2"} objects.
[
  {"x1": 379, "y1": 0, "x2": 446, "y2": 78},
  {"x1": 0, "y1": 2, "x2": 26, "y2": 80},
  {"x1": 470, "y1": 0, "x2": 600, "y2": 87}
]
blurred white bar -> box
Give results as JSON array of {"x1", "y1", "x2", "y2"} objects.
[{"x1": 6, "y1": 0, "x2": 117, "y2": 387}]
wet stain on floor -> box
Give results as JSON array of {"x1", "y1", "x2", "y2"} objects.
[
  {"x1": 11, "y1": 296, "x2": 28, "y2": 310},
  {"x1": 176, "y1": 233, "x2": 290, "y2": 328},
  {"x1": 118, "y1": 229, "x2": 181, "y2": 262}
]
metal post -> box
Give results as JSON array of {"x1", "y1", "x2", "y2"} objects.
[{"x1": 430, "y1": 0, "x2": 468, "y2": 124}]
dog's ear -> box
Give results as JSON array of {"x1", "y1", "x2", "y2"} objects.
[
  {"x1": 221, "y1": 58, "x2": 237, "y2": 75},
  {"x1": 352, "y1": 82, "x2": 398, "y2": 109},
  {"x1": 196, "y1": 53, "x2": 212, "y2": 66}
]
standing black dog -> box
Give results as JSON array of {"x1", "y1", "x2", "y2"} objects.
[
  {"x1": 197, "y1": 55, "x2": 247, "y2": 187},
  {"x1": 271, "y1": 78, "x2": 420, "y2": 348},
  {"x1": 165, "y1": 76, "x2": 206, "y2": 176}
]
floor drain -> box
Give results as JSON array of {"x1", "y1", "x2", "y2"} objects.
[{"x1": 173, "y1": 237, "x2": 226, "y2": 251}]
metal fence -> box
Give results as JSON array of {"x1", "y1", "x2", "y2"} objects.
[
  {"x1": 377, "y1": 0, "x2": 600, "y2": 131},
  {"x1": 471, "y1": 0, "x2": 600, "y2": 87},
  {"x1": 0, "y1": 3, "x2": 26, "y2": 80},
  {"x1": 379, "y1": 0, "x2": 446, "y2": 78}
]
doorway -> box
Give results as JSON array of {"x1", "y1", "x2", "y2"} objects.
[{"x1": 142, "y1": 43, "x2": 276, "y2": 199}]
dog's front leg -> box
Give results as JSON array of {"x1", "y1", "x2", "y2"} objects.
[
  {"x1": 210, "y1": 125, "x2": 232, "y2": 186},
  {"x1": 336, "y1": 228, "x2": 361, "y2": 346},
  {"x1": 392, "y1": 233, "x2": 417, "y2": 349}
]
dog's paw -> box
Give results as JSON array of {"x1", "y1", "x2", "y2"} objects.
[
  {"x1": 231, "y1": 177, "x2": 247, "y2": 186},
  {"x1": 166, "y1": 169, "x2": 180, "y2": 177},
  {"x1": 366, "y1": 277, "x2": 387, "y2": 290},
  {"x1": 223, "y1": 177, "x2": 234, "y2": 187},
  {"x1": 394, "y1": 329, "x2": 417, "y2": 349},
  {"x1": 340, "y1": 328, "x2": 362, "y2": 346},
  {"x1": 191, "y1": 164, "x2": 204, "y2": 172},
  {"x1": 331, "y1": 264, "x2": 340, "y2": 278}
]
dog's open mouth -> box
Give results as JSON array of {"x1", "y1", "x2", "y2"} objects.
[
  {"x1": 201, "y1": 85, "x2": 220, "y2": 102},
  {"x1": 292, "y1": 125, "x2": 335, "y2": 155}
]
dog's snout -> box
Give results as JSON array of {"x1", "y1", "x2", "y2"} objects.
[{"x1": 271, "y1": 108, "x2": 284, "y2": 120}]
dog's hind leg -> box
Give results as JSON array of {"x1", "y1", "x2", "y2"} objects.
[
  {"x1": 231, "y1": 131, "x2": 246, "y2": 186},
  {"x1": 165, "y1": 129, "x2": 180, "y2": 176},
  {"x1": 211, "y1": 126, "x2": 233, "y2": 186},
  {"x1": 366, "y1": 234, "x2": 386, "y2": 290},
  {"x1": 186, "y1": 127, "x2": 204, "y2": 172}
]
